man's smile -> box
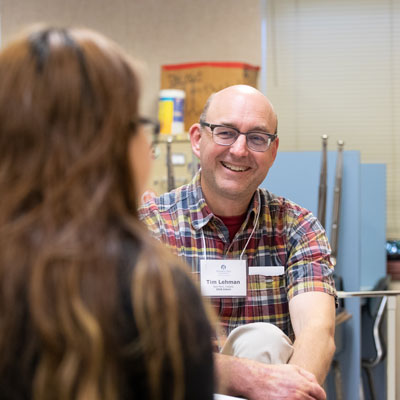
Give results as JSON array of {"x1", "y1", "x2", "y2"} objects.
[{"x1": 221, "y1": 161, "x2": 251, "y2": 172}]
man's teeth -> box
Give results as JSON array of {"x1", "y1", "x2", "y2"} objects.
[{"x1": 222, "y1": 161, "x2": 249, "y2": 172}]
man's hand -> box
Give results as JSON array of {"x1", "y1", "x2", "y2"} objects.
[
  {"x1": 215, "y1": 354, "x2": 326, "y2": 400},
  {"x1": 244, "y1": 362, "x2": 327, "y2": 400}
]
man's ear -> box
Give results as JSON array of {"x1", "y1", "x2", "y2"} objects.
[
  {"x1": 189, "y1": 123, "x2": 202, "y2": 159},
  {"x1": 270, "y1": 136, "x2": 279, "y2": 163}
]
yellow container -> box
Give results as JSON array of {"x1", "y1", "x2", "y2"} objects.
[{"x1": 158, "y1": 89, "x2": 185, "y2": 134}]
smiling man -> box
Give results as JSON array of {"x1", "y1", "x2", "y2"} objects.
[{"x1": 139, "y1": 85, "x2": 336, "y2": 400}]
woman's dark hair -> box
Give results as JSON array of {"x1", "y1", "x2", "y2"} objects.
[{"x1": 0, "y1": 26, "x2": 210, "y2": 400}]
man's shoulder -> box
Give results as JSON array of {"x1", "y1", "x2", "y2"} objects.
[
  {"x1": 138, "y1": 183, "x2": 192, "y2": 219},
  {"x1": 258, "y1": 188, "x2": 312, "y2": 218}
]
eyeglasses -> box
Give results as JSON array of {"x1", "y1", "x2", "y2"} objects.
[
  {"x1": 138, "y1": 117, "x2": 160, "y2": 142},
  {"x1": 129, "y1": 117, "x2": 160, "y2": 145},
  {"x1": 199, "y1": 121, "x2": 277, "y2": 152}
]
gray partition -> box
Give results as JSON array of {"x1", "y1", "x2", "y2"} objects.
[{"x1": 261, "y1": 150, "x2": 386, "y2": 399}]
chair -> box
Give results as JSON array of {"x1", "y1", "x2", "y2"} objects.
[{"x1": 361, "y1": 275, "x2": 391, "y2": 400}]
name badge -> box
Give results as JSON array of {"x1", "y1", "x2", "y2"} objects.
[
  {"x1": 248, "y1": 266, "x2": 285, "y2": 276},
  {"x1": 200, "y1": 259, "x2": 247, "y2": 297}
]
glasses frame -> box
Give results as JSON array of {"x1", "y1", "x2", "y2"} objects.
[
  {"x1": 199, "y1": 120, "x2": 277, "y2": 152},
  {"x1": 129, "y1": 117, "x2": 160, "y2": 135},
  {"x1": 129, "y1": 117, "x2": 160, "y2": 148},
  {"x1": 138, "y1": 117, "x2": 160, "y2": 138}
]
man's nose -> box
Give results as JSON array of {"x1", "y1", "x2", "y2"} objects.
[{"x1": 229, "y1": 134, "x2": 249, "y2": 157}]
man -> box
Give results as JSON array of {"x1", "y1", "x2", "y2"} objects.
[{"x1": 139, "y1": 85, "x2": 336, "y2": 400}]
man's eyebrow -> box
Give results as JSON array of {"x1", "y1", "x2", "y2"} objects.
[
  {"x1": 248, "y1": 126, "x2": 270, "y2": 133},
  {"x1": 218, "y1": 122, "x2": 238, "y2": 129},
  {"x1": 219, "y1": 122, "x2": 270, "y2": 133}
]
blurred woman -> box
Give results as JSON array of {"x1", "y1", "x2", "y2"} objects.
[{"x1": 0, "y1": 26, "x2": 214, "y2": 400}]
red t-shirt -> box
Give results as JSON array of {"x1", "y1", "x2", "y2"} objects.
[{"x1": 216, "y1": 213, "x2": 247, "y2": 242}]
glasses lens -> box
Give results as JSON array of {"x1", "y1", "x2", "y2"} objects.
[
  {"x1": 247, "y1": 133, "x2": 271, "y2": 152},
  {"x1": 213, "y1": 126, "x2": 238, "y2": 145}
]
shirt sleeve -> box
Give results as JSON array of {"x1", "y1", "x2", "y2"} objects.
[
  {"x1": 285, "y1": 209, "x2": 337, "y2": 303},
  {"x1": 138, "y1": 200, "x2": 165, "y2": 241}
]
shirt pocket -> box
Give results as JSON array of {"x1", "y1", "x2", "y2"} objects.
[
  {"x1": 248, "y1": 273, "x2": 286, "y2": 295},
  {"x1": 246, "y1": 273, "x2": 288, "y2": 330}
]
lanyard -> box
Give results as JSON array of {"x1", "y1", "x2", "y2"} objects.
[{"x1": 201, "y1": 190, "x2": 261, "y2": 260}]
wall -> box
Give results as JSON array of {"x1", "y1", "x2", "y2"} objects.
[
  {"x1": 0, "y1": 0, "x2": 261, "y2": 118},
  {"x1": 263, "y1": 0, "x2": 400, "y2": 239}
]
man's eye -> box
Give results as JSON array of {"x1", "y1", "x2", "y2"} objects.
[
  {"x1": 249, "y1": 134, "x2": 268, "y2": 144},
  {"x1": 215, "y1": 130, "x2": 236, "y2": 139}
]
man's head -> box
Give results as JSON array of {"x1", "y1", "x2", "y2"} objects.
[{"x1": 189, "y1": 85, "x2": 279, "y2": 215}]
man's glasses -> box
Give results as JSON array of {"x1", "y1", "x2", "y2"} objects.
[{"x1": 199, "y1": 121, "x2": 277, "y2": 152}]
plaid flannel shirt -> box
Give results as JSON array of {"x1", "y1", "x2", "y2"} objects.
[{"x1": 139, "y1": 172, "x2": 336, "y2": 340}]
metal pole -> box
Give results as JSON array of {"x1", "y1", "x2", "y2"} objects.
[
  {"x1": 166, "y1": 137, "x2": 175, "y2": 192},
  {"x1": 318, "y1": 135, "x2": 328, "y2": 228},
  {"x1": 330, "y1": 140, "x2": 344, "y2": 265}
]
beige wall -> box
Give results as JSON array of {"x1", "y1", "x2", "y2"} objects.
[
  {"x1": 264, "y1": 0, "x2": 400, "y2": 238},
  {"x1": 0, "y1": 0, "x2": 261, "y2": 118}
]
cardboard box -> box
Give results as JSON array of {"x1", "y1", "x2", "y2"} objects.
[{"x1": 160, "y1": 62, "x2": 260, "y2": 131}]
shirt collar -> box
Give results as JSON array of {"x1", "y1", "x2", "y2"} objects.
[
  {"x1": 188, "y1": 170, "x2": 214, "y2": 230},
  {"x1": 188, "y1": 170, "x2": 261, "y2": 231}
]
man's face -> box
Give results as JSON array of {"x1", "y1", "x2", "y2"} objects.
[{"x1": 190, "y1": 86, "x2": 279, "y2": 210}]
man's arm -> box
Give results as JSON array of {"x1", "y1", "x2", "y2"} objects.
[
  {"x1": 214, "y1": 353, "x2": 326, "y2": 400},
  {"x1": 288, "y1": 291, "x2": 336, "y2": 384}
]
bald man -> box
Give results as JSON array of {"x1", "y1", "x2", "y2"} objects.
[{"x1": 139, "y1": 85, "x2": 336, "y2": 400}]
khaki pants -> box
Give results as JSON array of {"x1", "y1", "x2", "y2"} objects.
[{"x1": 220, "y1": 322, "x2": 294, "y2": 364}]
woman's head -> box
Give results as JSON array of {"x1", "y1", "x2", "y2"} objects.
[
  {"x1": 0, "y1": 26, "x2": 151, "y2": 226},
  {"x1": 0, "y1": 26, "x2": 163, "y2": 400},
  {"x1": 0, "y1": 26, "x2": 214, "y2": 400}
]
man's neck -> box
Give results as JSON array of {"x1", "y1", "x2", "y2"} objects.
[
  {"x1": 209, "y1": 200, "x2": 248, "y2": 217},
  {"x1": 202, "y1": 190, "x2": 253, "y2": 217},
  {"x1": 198, "y1": 175, "x2": 256, "y2": 216}
]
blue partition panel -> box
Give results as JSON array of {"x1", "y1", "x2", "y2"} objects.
[
  {"x1": 360, "y1": 164, "x2": 387, "y2": 290},
  {"x1": 261, "y1": 150, "x2": 363, "y2": 400}
]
